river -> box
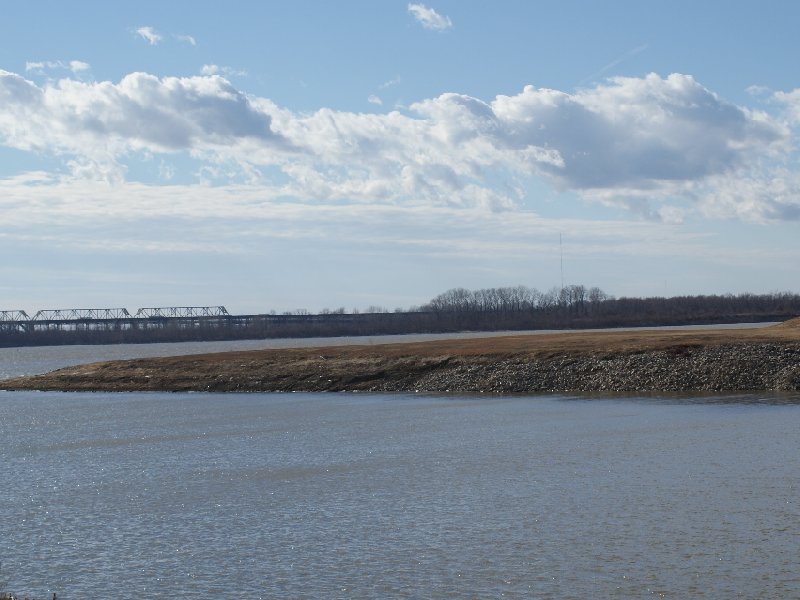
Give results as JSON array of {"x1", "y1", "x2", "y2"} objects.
[
  {"x1": 1, "y1": 334, "x2": 798, "y2": 598},
  {"x1": 3, "y1": 391, "x2": 799, "y2": 598}
]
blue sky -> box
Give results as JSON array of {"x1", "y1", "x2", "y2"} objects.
[{"x1": 2, "y1": 1, "x2": 799, "y2": 314}]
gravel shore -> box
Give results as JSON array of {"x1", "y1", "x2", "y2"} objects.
[{"x1": 402, "y1": 343, "x2": 800, "y2": 393}]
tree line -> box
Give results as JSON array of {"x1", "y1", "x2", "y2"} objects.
[
  {"x1": 2, "y1": 285, "x2": 799, "y2": 347},
  {"x1": 421, "y1": 285, "x2": 800, "y2": 329}
]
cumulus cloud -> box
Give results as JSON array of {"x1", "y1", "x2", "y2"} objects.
[
  {"x1": 0, "y1": 69, "x2": 796, "y2": 220},
  {"x1": 135, "y1": 26, "x2": 162, "y2": 45},
  {"x1": 697, "y1": 169, "x2": 800, "y2": 222},
  {"x1": 774, "y1": 88, "x2": 800, "y2": 124},
  {"x1": 367, "y1": 94, "x2": 383, "y2": 105},
  {"x1": 408, "y1": 3, "x2": 452, "y2": 30},
  {"x1": 485, "y1": 73, "x2": 787, "y2": 189},
  {"x1": 0, "y1": 69, "x2": 290, "y2": 186}
]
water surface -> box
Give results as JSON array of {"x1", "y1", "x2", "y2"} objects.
[{"x1": 1, "y1": 391, "x2": 798, "y2": 598}]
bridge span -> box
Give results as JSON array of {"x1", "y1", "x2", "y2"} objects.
[
  {"x1": 0, "y1": 304, "x2": 427, "y2": 347},
  {"x1": 0, "y1": 306, "x2": 232, "y2": 333}
]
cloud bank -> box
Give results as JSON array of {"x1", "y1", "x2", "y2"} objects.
[
  {"x1": 0, "y1": 70, "x2": 280, "y2": 155},
  {"x1": 0, "y1": 69, "x2": 797, "y2": 221}
]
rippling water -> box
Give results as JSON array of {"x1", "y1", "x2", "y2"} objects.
[{"x1": 1, "y1": 390, "x2": 799, "y2": 598}]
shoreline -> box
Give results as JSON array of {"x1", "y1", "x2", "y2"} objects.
[{"x1": 3, "y1": 319, "x2": 800, "y2": 394}]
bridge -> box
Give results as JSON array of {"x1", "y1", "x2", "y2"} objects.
[
  {"x1": 32, "y1": 308, "x2": 132, "y2": 321},
  {"x1": 0, "y1": 310, "x2": 30, "y2": 322},
  {"x1": 134, "y1": 306, "x2": 229, "y2": 318},
  {"x1": 0, "y1": 306, "x2": 232, "y2": 333},
  {"x1": 0, "y1": 304, "x2": 417, "y2": 347}
]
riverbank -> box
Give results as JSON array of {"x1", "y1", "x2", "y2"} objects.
[{"x1": 3, "y1": 319, "x2": 800, "y2": 393}]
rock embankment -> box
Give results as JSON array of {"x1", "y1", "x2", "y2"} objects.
[
  {"x1": 3, "y1": 321, "x2": 800, "y2": 394},
  {"x1": 407, "y1": 344, "x2": 800, "y2": 393}
]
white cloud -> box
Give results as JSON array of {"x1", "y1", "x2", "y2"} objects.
[
  {"x1": 158, "y1": 160, "x2": 176, "y2": 181},
  {"x1": 0, "y1": 173, "x2": 710, "y2": 258},
  {"x1": 697, "y1": 169, "x2": 800, "y2": 222},
  {"x1": 136, "y1": 26, "x2": 162, "y2": 45},
  {"x1": 746, "y1": 85, "x2": 771, "y2": 97},
  {"x1": 134, "y1": 27, "x2": 196, "y2": 47},
  {"x1": 175, "y1": 34, "x2": 197, "y2": 46},
  {"x1": 201, "y1": 64, "x2": 247, "y2": 77},
  {"x1": 69, "y1": 60, "x2": 90, "y2": 73},
  {"x1": 379, "y1": 76, "x2": 401, "y2": 89},
  {"x1": 367, "y1": 94, "x2": 383, "y2": 106},
  {"x1": 25, "y1": 61, "x2": 48, "y2": 72},
  {"x1": 408, "y1": 3, "x2": 452, "y2": 30},
  {"x1": 3, "y1": 172, "x2": 798, "y2": 312},
  {"x1": 25, "y1": 60, "x2": 91, "y2": 74},
  {"x1": 487, "y1": 74, "x2": 787, "y2": 188},
  {"x1": 774, "y1": 88, "x2": 800, "y2": 124},
  {"x1": 0, "y1": 69, "x2": 796, "y2": 221},
  {"x1": 0, "y1": 70, "x2": 281, "y2": 157}
]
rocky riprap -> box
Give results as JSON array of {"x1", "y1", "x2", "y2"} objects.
[{"x1": 393, "y1": 343, "x2": 800, "y2": 394}]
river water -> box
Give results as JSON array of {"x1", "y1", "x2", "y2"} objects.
[
  {"x1": 1, "y1": 334, "x2": 798, "y2": 598},
  {"x1": 2, "y1": 391, "x2": 799, "y2": 598}
]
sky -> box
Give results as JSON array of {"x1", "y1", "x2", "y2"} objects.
[{"x1": 2, "y1": 0, "x2": 800, "y2": 314}]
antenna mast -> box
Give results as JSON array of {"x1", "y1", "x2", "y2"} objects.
[{"x1": 559, "y1": 233, "x2": 564, "y2": 290}]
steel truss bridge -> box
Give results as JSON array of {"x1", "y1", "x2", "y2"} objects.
[
  {"x1": 0, "y1": 306, "x2": 413, "y2": 346},
  {"x1": 0, "y1": 306, "x2": 231, "y2": 333}
]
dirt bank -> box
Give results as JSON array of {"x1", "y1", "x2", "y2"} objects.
[{"x1": 4, "y1": 320, "x2": 800, "y2": 393}]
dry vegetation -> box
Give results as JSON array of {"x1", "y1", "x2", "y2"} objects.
[{"x1": 4, "y1": 319, "x2": 800, "y2": 394}]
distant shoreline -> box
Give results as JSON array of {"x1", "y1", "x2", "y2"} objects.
[
  {"x1": 3, "y1": 289, "x2": 798, "y2": 349},
  {"x1": 4, "y1": 319, "x2": 800, "y2": 394}
]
